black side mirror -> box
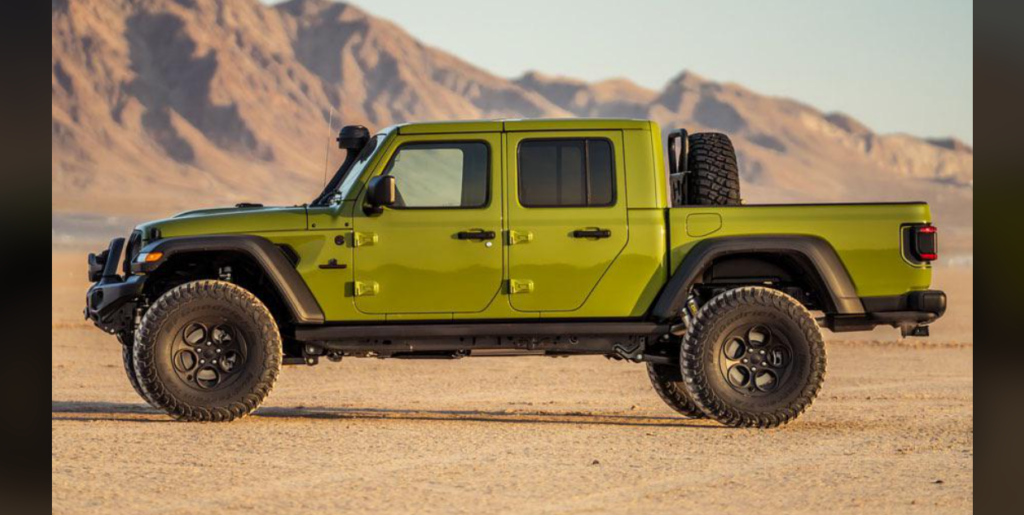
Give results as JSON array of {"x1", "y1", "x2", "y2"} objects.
[
  {"x1": 365, "y1": 175, "x2": 396, "y2": 214},
  {"x1": 337, "y1": 125, "x2": 370, "y2": 151}
]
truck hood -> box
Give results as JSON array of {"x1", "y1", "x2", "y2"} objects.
[{"x1": 137, "y1": 205, "x2": 309, "y2": 240}]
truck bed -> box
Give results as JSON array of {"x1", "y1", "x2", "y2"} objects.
[{"x1": 667, "y1": 202, "x2": 933, "y2": 299}]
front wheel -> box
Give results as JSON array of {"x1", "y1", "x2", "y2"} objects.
[
  {"x1": 681, "y1": 287, "x2": 826, "y2": 428},
  {"x1": 133, "y1": 281, "x2": 282, "y2": 422}
]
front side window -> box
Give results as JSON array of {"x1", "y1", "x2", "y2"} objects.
[
  {"x1": 518, "y1": 139, "x2": 615, "y2": 207},
  {"x1": 383, "y1": 142, "x2": 489, "y2": 208}
]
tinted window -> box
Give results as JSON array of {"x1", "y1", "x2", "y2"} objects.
[
  {"x1": 518, "y1": 139, "x2": 615, "y2": 207},
  {"x1": 384, "y1": 142, "x2": 489, "y2": 208}
]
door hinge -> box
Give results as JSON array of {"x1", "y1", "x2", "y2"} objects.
[
  {"x1": 354, "y1": 281, "x2": 379, "y2": 297},
  {"x1": 353, "y1": 232, "x2": 378, "y2": 247},
  {"x1": 508, "y1": 230, "x2": 534, "y2": 246},
  {"x1": 509, "y1": 279, "x2": 534, "y2": 294}
]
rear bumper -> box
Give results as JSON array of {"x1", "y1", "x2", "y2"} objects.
[{"x1": 824, "y1": 290, "x2": 946, "y2": 336}]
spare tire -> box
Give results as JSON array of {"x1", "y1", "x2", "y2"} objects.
[{"x1": 686, "y1": 132, "x2": 741, "y2": 205}]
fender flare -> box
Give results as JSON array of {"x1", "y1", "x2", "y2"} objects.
[
  {"x1": 651, "y1": 235, "x2": 864, "y2": 320},
  {"x1": 134, "y1": 235, "x2": 325, "y2": 324}
]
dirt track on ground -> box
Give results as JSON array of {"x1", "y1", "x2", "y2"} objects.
[{"x1": 52, "y1": 252, "x2": 973, "y2": 514}]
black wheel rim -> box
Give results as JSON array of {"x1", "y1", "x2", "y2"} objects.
[
  {"x1": 717, "y1": 323, "x2": 794, "y2": 396},
  {"x1": 171, "y1": 320, "x2": 248, "y2": 391}
]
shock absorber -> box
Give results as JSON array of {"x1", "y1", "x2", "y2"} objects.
[{"x1": 672, "y1": 293, "x2": 702, "y2": 337}]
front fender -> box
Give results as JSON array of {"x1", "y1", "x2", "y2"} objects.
[{"x1": 133, "y1": 235, "x2": 325, "y2": 324}]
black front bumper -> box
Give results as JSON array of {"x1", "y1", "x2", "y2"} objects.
[
  {"x1": 85, "y1": 238, "x2": 147, "y2": 335},
  {"x1": 825, "y1": 290, "x2": 947, "y2": 336}
]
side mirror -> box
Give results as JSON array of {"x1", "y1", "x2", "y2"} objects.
[
  {"x1": 365, "y1": 175, "x2": 396, "y2": 214},
  {"x1": 337, "y1": 125, "x2": 370, "y2": 151}
]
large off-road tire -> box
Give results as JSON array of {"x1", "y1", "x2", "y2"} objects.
[
  {"x1": 646, "y1": 362, "x2": 705, "y2": 418},
  {"x1": 681, "y1": 287, "x2": 826, "y2": 428},
  {"x1": 133, "y1": 280, "x2": 282, "y2": 422},
  {"x1": 687, "y1": 132, "x2": 741, "y2": 205},
  {"x1": 119, "y1": 339, "x2": 157, "y2": 408}
]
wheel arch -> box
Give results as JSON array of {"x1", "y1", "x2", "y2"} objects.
[
  {"x1": 651, "y1": 235, "x2": 864, "y2": 320},
  {"x1": 136, "y1": 235, "x2": 325, "y2": 325}
]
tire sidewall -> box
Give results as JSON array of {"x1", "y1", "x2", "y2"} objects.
[
  {"x1": 698, "y1": 303, "x2": 813, "y2": 413},
  {"x1": 134, "y1": 281, "x2": 281, "y2": 421},
  {"x1": 149, "y1": 297, "x2": 270, "y2": 408},
  {"x1": 682, "y1": 287, "x2": 826, "y2": 427}
]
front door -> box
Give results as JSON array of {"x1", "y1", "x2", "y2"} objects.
[
  {"x1": 353, "y1": 133, "x2": 503, "y2": 315},
  {"x1": 505, "y1": 131, "x2": 629, "y2": 312}
]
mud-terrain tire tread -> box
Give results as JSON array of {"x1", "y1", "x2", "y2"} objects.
[
  {"x1": 646, "y1": 362, "x2": 705, "y2": 418},
  {"x1": 680, "y1": 287, "x2": 826, "y2": 428},
  {"x1": 687, "y1": 132, "x2": 742, "y2": 205},
  {"x1": 133, "y1": 280, "x2": 282, "y2": 422},
  {"x1": 120, "y1": 341, "x2": 157, "y2": 408}
]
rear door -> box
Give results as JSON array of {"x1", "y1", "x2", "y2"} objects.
[
  {"x1": 505, "y1": 131, "x2": 628, "y2": 312},
  {"x1": 353, "y1": 133, "x2": 503, "y2": 315}
]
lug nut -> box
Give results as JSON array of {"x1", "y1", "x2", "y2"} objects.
[{"x1": 761, "y1": 362, "x2": 767, "y2": 366}]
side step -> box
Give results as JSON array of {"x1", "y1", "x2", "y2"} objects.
[{"x1": 295, "y1": 321, "x2": 670, "y2": 342}]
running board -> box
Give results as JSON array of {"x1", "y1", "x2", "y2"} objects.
[{"x1": 295, "y1": 321, "x2": 669, "y2": 342}]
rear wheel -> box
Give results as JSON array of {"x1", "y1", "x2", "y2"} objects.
[
  {"x1": 133, "y1": 281, "x2": 282, "y2": 422},
  {"x1": 681, "y1": 287, "x2": 826, "y2": 427},
  {"x1": 687, "y1": 132, "x2": 741, "y2": 205},
  {"x1": 646, "y1": 362, "x2": 705, "y2": 418}
]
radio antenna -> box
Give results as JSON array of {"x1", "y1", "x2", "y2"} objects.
[{"x1": 322, "y1": 107, "x2": 335, "y2": 190}]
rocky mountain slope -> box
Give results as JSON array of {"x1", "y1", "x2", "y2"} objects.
[{"x1": 52, "y1": 0, "x2": 971, "y2": 248}]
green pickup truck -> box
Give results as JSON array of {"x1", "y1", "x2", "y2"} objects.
[{"x1": 86, "y1": 119, "x2": 945, "y2": 427}]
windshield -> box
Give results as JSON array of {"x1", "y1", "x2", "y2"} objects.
[{"x1": 325, "y1": 134, "x2": 384, "y2": 205}]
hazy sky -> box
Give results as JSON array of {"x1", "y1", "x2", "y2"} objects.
[{"x1": 266, "y1": 0, "x2": 973, "y2": 143}]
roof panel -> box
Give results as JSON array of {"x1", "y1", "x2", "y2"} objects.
[
  {"x1": 397, "y1": 119, "x2": 652, "y2": 135},
  {"x1": 502, "y1": 118, "x2": 650, "y2": 132},
  {"x1": 398, "y1": 121, "x2": 504, "y2": 135}
]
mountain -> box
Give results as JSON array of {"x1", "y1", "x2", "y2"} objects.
[
  {"x1": 52, "y1": 0, "x2": 972, "y2": 250},
  {"x1": 51, "y1": 0, "x2": 566, "y2": 214},
  {"x1": 513, "y1": 71, "x2": 657, "y2": 118}
]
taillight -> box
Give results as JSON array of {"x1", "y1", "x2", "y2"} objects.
[
  {"x1": 904, "y1": 224, "x2": 938, "y2": 263},
  {"x1": 916, "y1": 226, "x2": 938, "y2": 261}
]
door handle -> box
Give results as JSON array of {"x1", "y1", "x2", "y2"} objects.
[
  {"x1": 572, "y1": 228, "x2": 612, "y2": 239},
  {"x1": 457, "y1": 229, "x2": 496, "y2": 241}
]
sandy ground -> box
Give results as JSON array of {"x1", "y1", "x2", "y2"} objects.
[{"x1": 52, "y1": 251, "x2": 973, "y2": 514}]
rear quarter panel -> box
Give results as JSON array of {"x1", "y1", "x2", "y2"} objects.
[{"x1": 668, "y1": 203, "x2": 933, "y2": 297}]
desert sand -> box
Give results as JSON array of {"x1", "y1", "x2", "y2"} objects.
[{"x1": 52, "y1": 250, "x2": 972, "y2": 514}]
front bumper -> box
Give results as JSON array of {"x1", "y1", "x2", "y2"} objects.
[
  {"x1": 825, "y1": 290, "x2": 947, "y2": 336},
  {"x1": 84, "y1": 238, "x2": 147, "y2": 335}
]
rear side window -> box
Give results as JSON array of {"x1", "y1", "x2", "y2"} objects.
[
  {"x1": 518, "y1": 139, "x2": 615, "y2": 207},
  {"x1": 383, "y1": 142, "x2": 489, "y2": 208}
]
